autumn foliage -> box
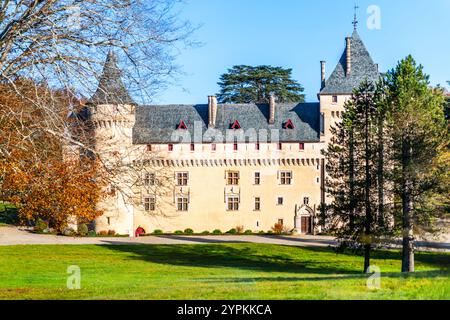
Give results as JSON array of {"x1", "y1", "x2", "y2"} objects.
[{"x1": 0, "y1": 80, "x2": 105, "y2": 233}]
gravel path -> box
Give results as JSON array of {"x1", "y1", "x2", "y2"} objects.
[{"x1": 0, "y1": 226, "x2": 448, "y2": 251}]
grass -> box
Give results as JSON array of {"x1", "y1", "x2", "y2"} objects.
[{"x1": 0, "y1": 244, "x2": 448, "y2": 300}]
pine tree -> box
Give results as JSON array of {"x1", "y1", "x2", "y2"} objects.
[
  {"x1": 383, "y1": 56, "x2": 448, "y2": 272},
  {"x1": 217, "y1": 65, "x2": 305, "y2": 103},
  {"x1": 324, "y1": 80, "x2": 390, "y2": 272}
]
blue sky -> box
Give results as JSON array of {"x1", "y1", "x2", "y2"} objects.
[{"x1": 155, "y1": 0, "x2": 450, "y2": 104}]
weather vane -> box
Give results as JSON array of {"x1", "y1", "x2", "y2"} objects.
[{"x1": 353, "y1": 4, "x2": 359, "y2": 30}]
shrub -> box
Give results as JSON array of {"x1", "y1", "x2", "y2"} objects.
[
  {"x1": 201, "y1": 231, "x2": 210, "y2": 235},
  {"x1": 34, "y1": 218, "x2": 48, "y2": 232},
  {"x1": 107, "y1": 230, "x2": 116, "y2": 236},
  {"x1": 87, "y1": 230, "x2": 97, "y2": 237},
  {"x1": 153, "y1": 229, "x2": 163, "y2": 235},
  {"x1": 97, "y1": 230, "x2": 108, "y2": 236},
  {"x1": 236, "y1": 225, "x2": 244, "y2": 234},
  {"x1": 267, "y1": 230, "x2": 274, "y2": 235},
  {"x1": 77, "y1": 224, "x2": 88, "y2": 236},
  {"x1": 271, "y1": 223, "x2": 284, "y2": 235},
  {"x1": 258, "y1": 230, "x2": 265, "y2": 235},
  {"x1": 184, "y1": 228, "x2": 194, "y2": 235},
  {"x1": 174, "y1": 230, "x2": 183, "y2": 235},
  {"x1": 212, "y1": 229, "x2": 222, "y2": 235},
  {"x1": 226, "y1": 228, "x2": 237, "y2": 235},
  {"x1": 244, "y1": 230, "x2": 253, "y2": 235},
  {"x1": 63, "y1": 227, "x2": 76, "y2": 237}
]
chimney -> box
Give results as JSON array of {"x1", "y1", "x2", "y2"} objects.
[
  {"x1": 208, "y1": 95, "x2": 217, "y2": 128},
  {"x1": 346, "y1": 37, "x2": 352, "y2": 76},
  {"x1": 320, "y1": 61, "x2": 326, "y2": 90},
  {"x1": 269, "y1": 94, "x2": 276, "y2": 124},
  {"x1": 375, "y1": 63, "x2": 379, "y2": 72}
]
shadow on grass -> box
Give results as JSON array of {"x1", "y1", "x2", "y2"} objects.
[
  {"x1": 155, "y1": 235, "x2": 250, "y2": 244},
  {"x1": 98, "y1": 243, "x2": 449, "y2": 276}
]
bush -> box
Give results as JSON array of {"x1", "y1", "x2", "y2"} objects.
[
  {"x1": 236, "y1": 225, "x2": 244, "y2": 234},
  {"x1": 212, "y1": 229, "x2": 222, "y2": 235},
  {"x1": 87, "y1": 230, "x2": 97, "y2": 237},
  {"x1": 226, "y1": 228, "x2": 237, "y2": 235},
  {"x1": 77, "y1": 224, "x2": 88, "y2": 236},
  {"x1": 267, "y1": 230, "x2": 274, "y2": 235},
  {"x1": 97, "y1": 230, "x2": 108, "y2": 236},
  {"x1": 34, "y1": 218, "x2": 48, "y2": 232},
  {"x1": 153, "y1": 229, "x2": 163, "y2": 235},
  {"x1": 244, "y1": 230, "x2": 253, "y2": 235},
  {"x1": 108, "y1": 230, "x2": 116, "y2": 236},
  {"x1": 63, "y1": 227, "x2": 76, "y2": 237},
  {"x1": 258, "y1": 230, "x2": 265, "y2": 235},
  {"x1": 201, "y1": 231, "x2": 210, "y2": 235},
  {"x1": 271, "y1": 223, "x2": 284, "y2": 235},
  {"x1": 184, "y1": 228, "x2": 194, "y2": 235},
  {"x1": 174, "y1": 230, "x2": 184, "y2": 235}
]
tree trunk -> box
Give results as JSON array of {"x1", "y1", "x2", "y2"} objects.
[
  {"x1": 401, "y1": 138, "x2": 415, "y2": 273},
  {"x1": 349, "y1": 129, "x2": 355, "y2": 230},
  {"x1": 377, "y1": 114, "x2": 385, "y2": 226},
  {"x1": 364, "y1": 106, "x2": 372, "y2": 273}
]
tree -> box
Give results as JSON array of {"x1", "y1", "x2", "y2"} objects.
[
  {"x1": 324, "y1": 80, "x2": 391, "y2": 272},
  {"x1": 384, "y1": 56, "x2": 448, "y2": 273},
  {"x1": 217, "y1": 65, "x2": 305, "y2": 104},
  {"x1": 0, "y1": 81, "x2": 106, "y2": 232}
]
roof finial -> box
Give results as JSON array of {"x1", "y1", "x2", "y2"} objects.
[{"x1": 352, "y1": 4, "x2": 359, "y2": 30}]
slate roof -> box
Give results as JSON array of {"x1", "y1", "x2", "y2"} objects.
[
  {"x1": 90, "y1": 51, "x2": 135, "y2": 105},
  {"x1": 132, "y1": 103, "x2": 321, "y2": 144},
  {"x1": 320, "y1": 30, "x2": 380, "y2": 94}
]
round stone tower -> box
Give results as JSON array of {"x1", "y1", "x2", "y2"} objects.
[{"x1": 89, "y1": 51, "x2": 137, "y2": 236}]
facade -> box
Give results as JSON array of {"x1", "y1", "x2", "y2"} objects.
[{"x1": 85, "y1": 30, "x2": 380, "y2": 236}]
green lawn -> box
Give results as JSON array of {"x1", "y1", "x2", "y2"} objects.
[{"x1": 0, "y1": 244, "x2": 448, "y2": 299}]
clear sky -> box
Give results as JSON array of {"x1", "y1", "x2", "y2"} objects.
[{"x1": 155, "y1": 0, "x2": 450, "y2": 104}]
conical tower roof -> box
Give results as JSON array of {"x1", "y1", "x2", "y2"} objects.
[
  {"x1": 90, "y1": 51, "x2": 135, "y2": 105},
  {"x1": 320, "y1": 30, "x2": 380, "y2": 95}
]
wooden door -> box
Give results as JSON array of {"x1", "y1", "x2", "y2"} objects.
[{"x1": 301, "y1": 216, "x2": 311, "y2": 234}]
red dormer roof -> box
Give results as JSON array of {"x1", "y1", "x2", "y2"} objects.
[
  {"x1": 283, "y1": 119, "x2": 295, "y2": 129},
  {"x1": 177, "y1": 120, "x2": 188, "y2": 130},
  {"x1": 231, "y1": 120, "x2": 241, "y2": 130}
]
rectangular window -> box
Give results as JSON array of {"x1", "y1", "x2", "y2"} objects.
[
  {"x1": 143, "y1": 173, "x2": 156, "y2": 186},
  {"x1": 176, "y1": 197, "x2": 189, "y2": 212},
  {"x1": 190, "y1": 144, "x2": 195, "y2": 151},
  {"x1": 254, "y1": 197, "x2": 261, "y2": 211},
  {"x1": 277, "y1": 143, "x2": 282, "y2": 150},
  {"x1": 278, "y1": 219, "x2": 284, "y2": 226},
  {"x1": 176, "y1": 172, "x2": 189, "y2": 186},
  {"x1": 227, "y1": 196, "x2": 239, "y2": 211},
  {"x1": 147, "y1": 144, "x2": 152, "y2": 152},
  {"x1": 277, "y1": 197, "x2": 284, "y2": 206},
  {"x1": 332, "y1": 95, "x2": 338, "y2": 103},
  {"x1": 304, "y1": 197, "x2": 310, "y2": 205},
  {"x1": 211, "y1": 144, "x2": 216, "y2": 151},
  {"x1": 144, "y1": 196, "x2": 156, "y2": 211},
  {"x1": 280, "y1": 171, "x2": 293, "y2": 185},
  {"x1": 233, "y1": 143, "x2": 238, "y2": 151},
  {"x1": 168, "y1": 144, "x2": 174, "y2": 152},
  {"x1": 299, "y1": 143, "x2": 305, "y2": 151},
  {"x1": 255, "y1": 143, "x2": 260, "y2": 151},
  {"x1": 254, "y1": 172, "x2": 261, "y2": 185},
  {"x1": 227, "y1": 171, "x2": 240, "y2": 185}
]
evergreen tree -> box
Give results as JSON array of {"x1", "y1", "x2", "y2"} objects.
[
  {"x1": 324, "y1": 80, "x2": 390, "y2": 272},
  {"x1": 217, "y1": 65, "x2": 304, "y2": 103},
  {"x1": 383, "y1": 56, "x2": 448, "y2": 272}
]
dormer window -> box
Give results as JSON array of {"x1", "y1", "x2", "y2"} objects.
[
  {"x1": 231, "y1": 120, "x2": 241, "y2": 130},
  {"x1": 177, "y1": 120, "x2": 188, "y2": 130},
  {"x1": 283, "y1": 119, "x2": 295, "y2": 129}
]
